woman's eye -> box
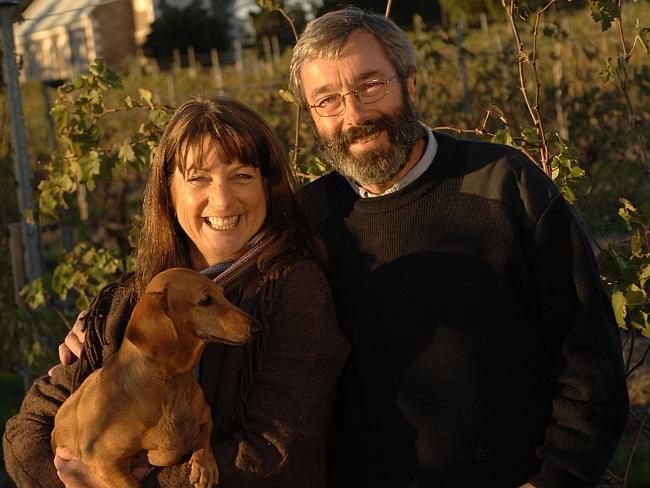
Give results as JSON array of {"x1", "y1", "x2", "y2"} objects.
[{"x1": 188, "y1": 175, "x2": 209, "y2": 183}]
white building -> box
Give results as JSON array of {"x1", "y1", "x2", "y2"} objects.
[
  {"x1": 15, "y1": 0, "x2": 238, "y2": 82},
  {"x1": 15, "y1": 0, "x2": 136, "y2": 81}
]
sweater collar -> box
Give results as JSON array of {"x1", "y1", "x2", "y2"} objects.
[{"x1": 349, "y1": 125, "x2": 438, "y2": 198}]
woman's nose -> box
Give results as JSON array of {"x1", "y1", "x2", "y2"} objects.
[{"x1": 208, "y1": 180, "x2": 233, "y2": 210}]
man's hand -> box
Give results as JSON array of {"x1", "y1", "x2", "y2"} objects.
[
  {"x1": 48, "y1": 310, "x2": 88, "y2": 377},
  {"x1": 518, "y1": 484, "x2": 536, "y2": 488}
]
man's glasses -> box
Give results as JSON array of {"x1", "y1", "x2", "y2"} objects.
[{"x1": 307, "y1": 74, "x2": 399, "y2": 117}]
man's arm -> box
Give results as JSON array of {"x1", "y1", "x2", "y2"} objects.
[
  {"x1": 528, "y1": 194, "x2": 628, "y2": 487},
  {"x1": 48, "y1": 310, "x2": 87, "y2": 376}
]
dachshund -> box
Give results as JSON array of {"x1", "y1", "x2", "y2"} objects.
[{"x1": 52, "y1": 268, "x2": 255, "y2": 488}]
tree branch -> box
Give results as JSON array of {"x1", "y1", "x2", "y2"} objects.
[
  {"x1": 385, "y1": 0, "x2": 393, "y2": 18},
  {"x1": 505, "y1": 0, "x2": 557, "y2": 175},
  {"x1": 276, "y1": 5, "x2": 302, "y2": 170}
]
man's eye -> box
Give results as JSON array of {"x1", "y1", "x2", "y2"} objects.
[
  {"x1": 360, "y1": 81, "x2": 383, "y2": 94},
  {"x1": 236, "y1": 173, "x2": 253, "y2": 180},
  {"x1": 316, "y1": 95, "x2": 339, "y2": 108}
]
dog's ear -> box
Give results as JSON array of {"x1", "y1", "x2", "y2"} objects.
[{"x1": 125, "y1": 289, "x2": 178, "y2": 361}]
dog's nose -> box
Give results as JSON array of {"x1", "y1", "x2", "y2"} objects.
[{"x1": 250, "y1": 319, "x2": 261, "y2": 336}]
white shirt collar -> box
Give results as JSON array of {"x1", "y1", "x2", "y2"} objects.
[{"x1": 350, "y1": 126, "x2": 438, "y2": 198}]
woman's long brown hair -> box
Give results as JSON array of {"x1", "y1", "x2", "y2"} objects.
[{"x1": 133, "y1": 96, "x2": 320, "y2": 294}]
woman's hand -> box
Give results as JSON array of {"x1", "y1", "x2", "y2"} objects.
[
  {"x1": 54, "y1": 446, "x2": 100, "y2": 488},
  {"x1": 48, "y1": 310, "x2": 88, "y2": 377},
  {"x1": 54, "y1": 447, "x2": 150, "y2": 487}
]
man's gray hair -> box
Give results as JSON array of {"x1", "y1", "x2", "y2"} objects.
[{"x1": 289, "y1": 8, "x2": 417, "y2": 107}]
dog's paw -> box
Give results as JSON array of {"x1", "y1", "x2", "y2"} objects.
[{"x1": 189, "y1": 448, "x2": 219, "y2": 487}]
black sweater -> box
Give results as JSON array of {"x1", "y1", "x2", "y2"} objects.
[{"x1": 300, "y1": 131, "x2": 628, "y2": 488}]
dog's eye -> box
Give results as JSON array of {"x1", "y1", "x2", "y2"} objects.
[{"x1": 198, "y1": 295, "x2": 214, "y2": 306}]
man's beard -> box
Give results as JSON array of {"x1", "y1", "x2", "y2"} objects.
[{"x1": 312, "y1": 97, "x2": 423, "y2": 189}]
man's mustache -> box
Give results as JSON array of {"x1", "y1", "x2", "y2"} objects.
[{"x1": 336, "y1": 117, "x2": 392, "y2": 147}]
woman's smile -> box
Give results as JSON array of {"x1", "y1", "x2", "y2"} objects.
[
  {"x1": 204, "y1": 215, "x2": 240, "y2": 230},
  {"x1": 171, "y1": 137, "x2": 267, "y2": 269}
]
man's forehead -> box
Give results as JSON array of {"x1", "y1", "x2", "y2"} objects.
[{"x1": 301, "y1": 57, "x2": 394, "y2": 99}]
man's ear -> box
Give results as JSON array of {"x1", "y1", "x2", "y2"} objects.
[
  {"x1": 125, "y1": 289, "x2": 178, "y2": 361},
  {"x1": 405, "y1": 71, "x2": 417, "y2": 105}
]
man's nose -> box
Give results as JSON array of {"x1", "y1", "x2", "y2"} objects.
[{"x1": 343, "y1": 93, "x2": 368, "y2": 125}]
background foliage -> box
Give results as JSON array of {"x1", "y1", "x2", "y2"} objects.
[{"x1": 0, "y1": 0, "x2": 648, "y2": 485}]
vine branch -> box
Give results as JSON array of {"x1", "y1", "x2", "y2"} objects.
[
  {"x1": 505, "y1": 0, "x2": 557, "y2": 175},
  {"x1": 385, "y1": 0, "x2": 393, "y2": 17},
  {"x1": 276, "y1": 4, "x2": 302, "y2": 171},
  {"x1": 611, "y1": 0, "x2": 649, "y2": 175}
]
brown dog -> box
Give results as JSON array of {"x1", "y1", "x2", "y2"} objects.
[{"x1": 52, "y1": 268, "x2": 254, "y2": 488}]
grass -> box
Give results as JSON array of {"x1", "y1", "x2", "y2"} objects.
[{"x1": 0, "y1": 372, "x2": 24, "y2": 488}]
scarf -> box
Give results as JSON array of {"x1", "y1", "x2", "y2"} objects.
[{"x1": 200, "y1": 232, "x2": 274, "y2": 288}]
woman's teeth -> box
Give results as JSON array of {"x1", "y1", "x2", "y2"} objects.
[{"x1": 205, "y1": 216, "x2": 239, "y2": 230}]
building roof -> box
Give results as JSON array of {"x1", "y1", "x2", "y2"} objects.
[{"x1": 15, "y1": 0, "x2": 104, "y2": 37}]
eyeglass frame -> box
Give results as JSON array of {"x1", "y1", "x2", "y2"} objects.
[{"x1": 306, "y1": 74, "x2": 400, "y2": 117}]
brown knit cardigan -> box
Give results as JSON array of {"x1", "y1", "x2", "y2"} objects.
[{"x1": 3, "y1": 259, "x2": 349, "y2": 487}]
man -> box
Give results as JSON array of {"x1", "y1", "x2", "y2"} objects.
[
  {"x1": 50, "y1": 8, "x2": 628, "y2": 488},
  {"x1": 289, "y1": 8, "x2": 628, "y2": 488}
]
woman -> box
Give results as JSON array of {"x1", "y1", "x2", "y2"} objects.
[{"x1": 3, "y1": 97, "x2": 349, "y2": 487}]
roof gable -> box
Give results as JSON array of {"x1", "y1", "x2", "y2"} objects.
[{"x1": 16, "y1": 0, "x2": 99, "y2": 37}]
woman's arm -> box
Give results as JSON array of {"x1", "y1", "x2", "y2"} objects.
[
  {"x1": 3, "y1": 279, "x2": 135, "y2": 488},
  {"x1": 3, "y1": 365, "x2": 75, "y2": 487}
]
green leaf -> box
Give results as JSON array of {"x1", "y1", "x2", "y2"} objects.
[
  {"x1": 611, "y1": 290, "x2": 627, "y2": 328},
  {"x1": 624, "y1": 284, "x2": 646, "y2": 307},
  {"x1": 20, "y1": 278, "x2": 47, "y2": 309},
  {"x1": 492, "y1": 128, "x2": 514, "y2": 147},
  {"x1": 278, "y1": 89, "x2": 296, "y2": 104},
  {"x1": 118, "y1": 143, "x2": 136, "y2": 164},
  {"x1": 618, "y1": 198, "x2": 636, "y2": 228},
  {"x1": 637, "y1": 26, "x2": 650, "y2": 54},
  {"x1": 520, "y1": 127, "x2": 539, "y2": 145},
  {"x1": 639, "y1": 264, "x2": 650, "y2": 288},
  {"x1": 588, "y1": 0, "x2": 621, "y2": 31},
  {"x1": 256, "y1": 0, "x2": 279, "y2": 11},
  {"x1": 139, "y1": 88, "x2": 154, "y2": 109}
]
